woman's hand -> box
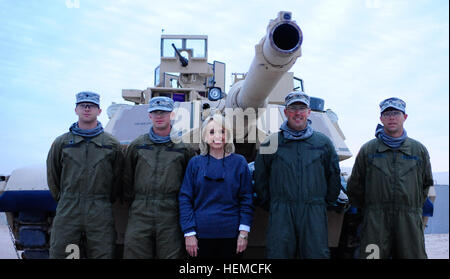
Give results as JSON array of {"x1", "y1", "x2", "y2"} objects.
[
  {"x1": 236, "y1": 230, "x2": 248, "y2": 254},
  {"x1": 185, "y1": 235, "x2": 198, "y2": 257}
]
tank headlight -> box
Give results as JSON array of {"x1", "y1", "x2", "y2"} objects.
[{"x1": 208, "y1": 87, "x2": 223, "y2": 101}]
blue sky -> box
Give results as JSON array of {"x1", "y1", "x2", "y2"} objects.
[{"x1": 0, "y1": 0, "x2": 448, "y2": 174}]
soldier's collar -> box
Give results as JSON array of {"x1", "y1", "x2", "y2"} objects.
[
  {"x1": 71, "y1": 133, "x2": 104, "y2": 146},
  {"x1": 377, "y1": 137, "x2": 412, "y2": 156},
  {"x1": 146, "y1": 136, "x2": 175, "y2": 147},
  {"x1": 280, "y1": 131, "x2": 315, "y2": 145}
]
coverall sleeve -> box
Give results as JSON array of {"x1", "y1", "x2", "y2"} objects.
[
  {"x1": 325, "y1": 141, "x2": 342, "y2": 205},
  {"x1": 46, "y1": 138, "x2": 62, "y2": 202},
  {"x1": 187, "y1": 145, "x2": 198, "y2": 161},
  {"x1": 122, "y1": 144, "x2": 137, "y2": 203},
  {"x1": 421, "y1": 147, "x2": 434, "y2": 204},
  {"x1": 111, "y1": 143, "x2": 125, "y2": 203},
  {"x1": 238, "y1": 160, "x2": 254, "y2": 228},
  {"x1": 183, "y1": 145, "x2": 198, "y2": 175},
  {"x1": 254, "y1": 150, "x2": 272, "y2": 211},
  {"x1": 347, "y1": 147, "x2": 367, "y2": 209},
  {"x1": 178, "y1": 159, "x2": 197, "y2": 234}
]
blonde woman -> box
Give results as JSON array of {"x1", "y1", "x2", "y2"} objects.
[{"x1": 178, "y1": 114, "x2": 254, "y2": 258}]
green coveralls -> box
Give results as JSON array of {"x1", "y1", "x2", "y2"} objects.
[
  {"x1": 347, "y1": 137, "x2": 434, "y2": 259},
  {"x1": 122, "y1": 134, "x2": 196, "y2": 259},
  {"x1": 46, "y1": 132, "x2": 123, "y2": 259},
  {"x1": 254, "y1": 131, "x2": 341, "y2": 259}
]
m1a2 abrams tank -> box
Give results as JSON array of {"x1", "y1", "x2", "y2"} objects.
[
  {"x1": 0, "y1": 11, "x2": 354, "y2": 259},
  {"x1": 106, "y1": 10, "x2": 353, "y2": 258}
]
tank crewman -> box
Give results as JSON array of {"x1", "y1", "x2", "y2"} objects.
[
  {"x1": 46, "y1": 91, "x2": 124, "y2": 259},
  {"x1": 123, "y1": 96, "x2": 196, "y2": 259},
  {"x1": 254, "y1": 91, "x2": 341, "y2": 259},
  {"x1": 347, "y1": 97, "x2": 433, "y2": 259}
]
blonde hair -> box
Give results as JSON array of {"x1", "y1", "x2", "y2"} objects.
[{"x1": 199, "y1": 113, "x2": 235, "y2": 156}]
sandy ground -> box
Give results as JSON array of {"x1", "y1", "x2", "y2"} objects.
[
  {"x1": 0, "y1": 213, "x2": 448, "y2": 259},
  {"x1": 0, "y1": 225, "x2": 18, "y2": 259},
  {"x1": 425, "y1": 233, "x2": 449, "y2": 259}
]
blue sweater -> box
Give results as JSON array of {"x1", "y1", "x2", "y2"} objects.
[{"x1": 178, "y1": 153, "x2": 254, "y2": 239}]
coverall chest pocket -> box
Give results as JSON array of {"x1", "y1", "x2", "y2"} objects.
[
  {"x1": 304, "y1": 147, "x2": 324, "y2": 171},
  {"x1": 62, "y1": 145, "x2": 84, "y2": 168},
  {"x1": 90, "y1": 146, "x2": 115, "y2": 174},
  {"x1": 368, "y1": 153, "x2": 390, "y2": 177},
  {"x1": 398, "y1": 155, "x2": 422, "y2": 200},
  {"x1": 160, "y1": 149, "x2": 185, "y2": 186},
  {"x1": 137, "y1": 147, "x2": 157, "y2": 169},
  {"x1": 137, "y1": 147, "x2": 185, "y2": 189},
  {"x1": 137, "y1": 147, "x2": 184, "y2": 168},
  {"x1": 62, "y1": 142, "x2": 114, "y2": 170},
  {"x1": 399, "y1": 155, "x2": 420, "y2": 177},
  {"x1": 272, "y1": 147, "x2": 295, "y2": 173},
  {"x1": 160, "y1": 148, "x2": 185, "y2": 168},
  {"x1": 303, "y1": 148, "x2": 326, "y2": 198}
]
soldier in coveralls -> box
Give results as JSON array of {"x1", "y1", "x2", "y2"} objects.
[
  {"x1": 254, "y1": 91, "x2": 341, "y2": 259},
  {"x1": 347, "y1": 97, "x2": 433, "y2": 259},
  {"x1": 47, "y1": 91, "x2": 123, "y2": 258},
  {"x1": 123, "y1": 96, "x2": 196, "y2": 259}
]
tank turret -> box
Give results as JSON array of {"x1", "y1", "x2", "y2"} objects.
[{"x1": 105, "y1": 11, "x2": 351, "y2": 161}]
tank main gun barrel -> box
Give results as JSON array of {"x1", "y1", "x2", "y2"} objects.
[{"x1": 226, "y1": 11, "x2": 302, "y2": 110}]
